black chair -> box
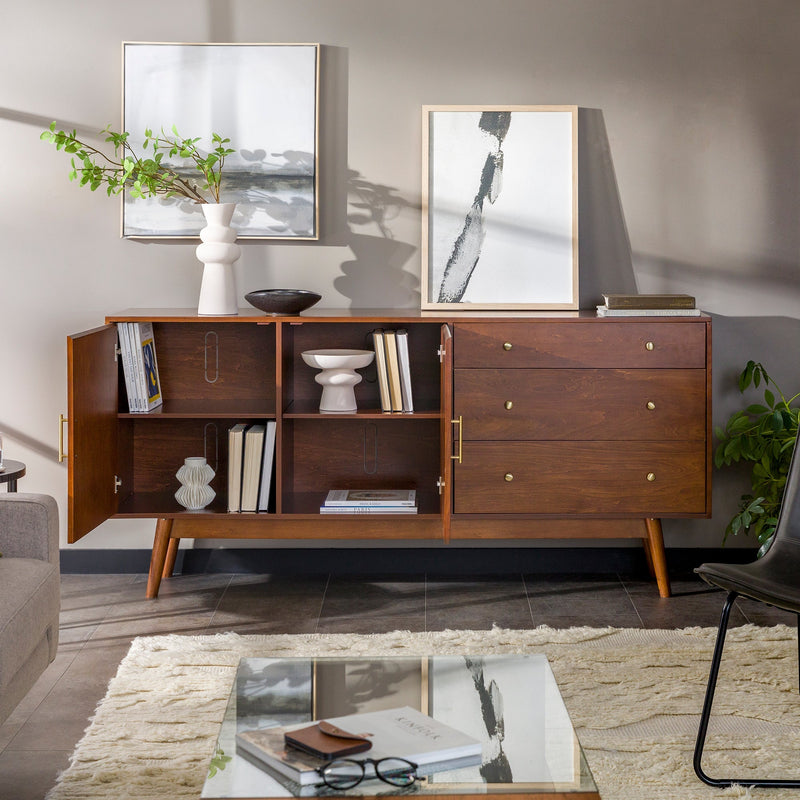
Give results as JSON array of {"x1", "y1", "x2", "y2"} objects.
[{"x1": 694, "y1": 438, "x2": 800, "y2": 788}]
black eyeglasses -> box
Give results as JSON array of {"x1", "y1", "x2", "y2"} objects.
[{"x1": 317, "y1": 756, "x2": 419, "y2": 789}]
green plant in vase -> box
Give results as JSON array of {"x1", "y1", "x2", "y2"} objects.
[
  {"x1": 715, "y1": 360, "x2": 800, "y2": 554},
  {"x1": 40, "y1": 122, "x2": 234, "y2": 203}
]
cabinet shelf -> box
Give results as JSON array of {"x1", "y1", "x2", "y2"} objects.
[
  {"x1": 283, "y1": 399, "x2": 440, "y2": 419},
  {"x1": 119, "y1": 399, "x2": 276, "y2": 419}
]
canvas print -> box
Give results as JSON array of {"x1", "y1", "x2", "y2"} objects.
[
  {"x1": 123, "y1": 42, "x2": 318, "y2": 239},
  {"x1": 422, "y1": 106, "x2": 578, "y2": 309}
]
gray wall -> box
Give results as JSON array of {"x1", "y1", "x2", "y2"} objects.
[{"x1": 2, "y1": 0, "x2": 799, "y2": 552}]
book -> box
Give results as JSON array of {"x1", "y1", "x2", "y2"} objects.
[
  {"x1": 117, "y1": 323, "x2": 138, "y2": 412},
  {"x1": 240, "y1": 424, "x2": 266, "y2": 513},
  {"x1": 596, "y1": 305, "x2": 702, "y2": 317},
  {"x1": 257, "y1": 420, "x2": 277, "y2": 512},
  {"x1": 371, "y1": 329, "x2": 392, "y2": 412},
  {"x1": 396, "y1": 329, "x2": 414, "y2": 412},
  {"x1": 227, "y1": 423, "x2": 249, "y2": 512},
  {"x1": 324, "y1": 489, "x2": 417, "y2": 506},
  {"x1": 131, "y1": 322, "x2": 163, "y2": 412},
  {"x1": 383, "y1": 330, "x2": 403, "y2": 412},
  {"x1": 602, "y1": 293, "x2": 695, "y2": 309},
  {"x1": 236, "y1": 706, "x2": 482, "y2": 786},
  {"x1": 320, "y1": 505, "x2": 418, "y2": 514}
]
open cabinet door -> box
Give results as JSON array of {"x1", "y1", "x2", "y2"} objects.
[
  {"x1": 67, "y1": 325, "x2": 119, "y2": 542},
  {"x1": 439, "y1": 324, "x2": 453, "y2": 543}
]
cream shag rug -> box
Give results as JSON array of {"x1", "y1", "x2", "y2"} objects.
[{"x1": 45, "y1": 626, "x2": 800, "y2": 800}]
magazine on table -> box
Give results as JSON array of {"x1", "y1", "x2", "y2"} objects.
[{"x1": 236, "y1": 705, "x2": 481, "y2": 786}]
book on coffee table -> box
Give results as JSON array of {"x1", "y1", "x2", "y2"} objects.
[{"x1": 235, "y1": 705, "x2": 481, "y2": 786}]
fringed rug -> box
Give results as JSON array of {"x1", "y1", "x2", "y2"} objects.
[{"x1": 46, "y1": 626, "x2": 800, "y2": 800}]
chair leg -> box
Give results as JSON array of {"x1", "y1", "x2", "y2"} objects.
[{"x1": 694, "y1": 591, "x2": 800, "y2": 788}]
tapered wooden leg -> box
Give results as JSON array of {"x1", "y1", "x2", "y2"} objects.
[
  {"x1": 641, "y1": 536, "x2": 656, "y2": 578},
  {"x1": 146, "y1": 518, "x2": 173, "y2": 599},
  {"x1": 644, "y1": 517, "x2": 671, "y2": 598},
  {"x1": 162, "y1": 536, "x2": 179, "y2": 579}
]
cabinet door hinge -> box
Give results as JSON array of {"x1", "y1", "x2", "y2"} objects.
[
  {"x1": 114, "y1": 346, "x2": 120, "y2": 362},
  {"x1": 114, "y1": 475, "x2": 122, "y2": 494},
  {"x1": 437, "y1": 476, "x2": 445, "y2": 495},
  {"x1": 437, "y1": 346, "x2": 445, "y2": 363}
]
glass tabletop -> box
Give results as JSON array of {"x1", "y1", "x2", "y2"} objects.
[{"x1": 202, "y1": 654, "x2": 599, "y2": 799}]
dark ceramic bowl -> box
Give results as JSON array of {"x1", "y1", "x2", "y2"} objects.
[{"x1": 245, "y1": 289, "x2": 322, "y2": 316}]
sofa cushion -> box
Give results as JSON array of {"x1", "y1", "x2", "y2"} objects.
[{"x1": 0, "y1": 557, "x2": 60, "y2": 688}]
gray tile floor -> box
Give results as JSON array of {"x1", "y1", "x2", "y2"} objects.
[{"x1": 0, "y1": 570, "x2": 793, "y2": 799}]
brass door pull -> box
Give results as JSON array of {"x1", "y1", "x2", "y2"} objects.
[
  {"x1": 58, "y1": 414, "x2": 68, "y2": 463},
  {"x1": 645, "y1": 341, "x2": 655, "y2": 351},
  {"x1": 504, "y1": 473, "x2": 514, "y2": 482},
  {"x1": 647, "y1": 401, "x2": 656, "y2": 410},
  {"x1": 451, "y1": 416, "x2": 463, "y2": 463},
  {"x1": 503, "y1": 342, "x2": 513, "y2": 351},
  {"x1": 504, "y1": 400, "x2": 513, "y2": 410},
  {"x1": 647, "y1": 472, "x2": 656, "y2": 482}
]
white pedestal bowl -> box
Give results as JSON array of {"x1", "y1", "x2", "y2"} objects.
[{"x1": 301, "y1": 349, "x2": 375, "y2": 412}]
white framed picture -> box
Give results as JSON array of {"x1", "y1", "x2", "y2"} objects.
[
  {"x1": 422, "y1": 105, "x2": 578, "y2": 310},
  {"x1": 122, "y1": 42, "x2": 319, "y2": 239}
]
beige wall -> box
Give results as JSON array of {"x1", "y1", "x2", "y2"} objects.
[{"x1": 2, "y1": 0, "x2": 799, "y2": 552}]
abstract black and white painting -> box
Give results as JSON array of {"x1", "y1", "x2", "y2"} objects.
[
  {"x1": 122, "y1": 43, "x2": 318, "y2": 239},
  {"x1": 422, "y1": 106, "x2": 578, "y2": 309}
]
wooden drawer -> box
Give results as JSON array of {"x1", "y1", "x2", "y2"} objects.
[
  {"x1": 453, "y1": 441, "x2": 707, "y2": 515},
  {"x1": 454, "y1": 368, "x2": 707, "y2": 441},
  {"x1": 454, "y1": 321, "x2": 707, "y2": 368}
]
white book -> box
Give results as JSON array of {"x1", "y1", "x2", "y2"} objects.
[
  {"x1": 240, "y1": 424, "x2": 266, "y2": 513},
  {"x1": 117, "y1": 324, "x2": 137, "y2": 413},
  {"x1": 596, "y1": 305, "x2": 702, "y2": 317},
  {"x1": 324, "y1": 489, "x2": 417, "y2": 507},
  {"x1": 257, "y1": 420, "x2": 277, "y2": 512},
  {"x1": 320, "y1": 505, "x2": 418, "y2": 514},
  {"x1": 125, "y1": 323, "x2": 143, "y2": 411},
  {"x1": 236, "y1": 706, "x2": 481, "y2": 786},
  {"x1": 227, "y1": 423, "x2": 248, "y2": 513},
  {"x1": 131, "y1": 321, "x2": 163, "y2": 411},
  {"x1": 396, "y1": 329, "x2": 414, "y2": 412}
]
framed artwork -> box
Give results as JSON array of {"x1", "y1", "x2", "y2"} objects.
[
  {"x1": 122, "y1": 42, "x2": 319, "y2": 239},
  {"x1": 422, "y1": 105, "x2": 578, "y2": 310}
]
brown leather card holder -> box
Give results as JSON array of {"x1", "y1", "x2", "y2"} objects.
[{"x1": 284, "y1": 720, "x2": 373, "y2": 760}]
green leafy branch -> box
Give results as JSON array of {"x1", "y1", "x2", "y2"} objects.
[
  {"x1": 40, "y1": 122, "x2": 235, "y2": 204},
  {"x1": 207, "y1": 745, "x2": 232, "y2": 778},
  {"x1": 715, "y1": 360, "x2": 800, "y2": 552}
]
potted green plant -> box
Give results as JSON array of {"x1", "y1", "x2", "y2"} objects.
[
  {"x1": 41, "y1": 123, "x2": 242, "y2": 315},
  {"x1": 715, "y1": 360, "x2": 800, "y2": 554}
]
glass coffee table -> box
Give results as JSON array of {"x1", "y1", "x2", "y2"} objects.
[{"x1": 203, "y1": 654, "x2": 600, "y2": 799}]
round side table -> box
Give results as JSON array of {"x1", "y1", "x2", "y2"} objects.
[{"x1": 0, "y1": 460, "x2": 26, "y2": 491}]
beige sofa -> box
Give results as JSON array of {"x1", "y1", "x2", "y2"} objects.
[{"x1": 0, "y1": 494, "x2": 60, "y2": 724}]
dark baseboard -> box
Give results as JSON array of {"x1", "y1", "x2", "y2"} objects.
[{"x1": 59, "y1": 546, "x2": 758, "y2": 577}]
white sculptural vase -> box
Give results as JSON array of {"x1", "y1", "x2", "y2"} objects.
[
  {"x1": 301, "y1": 349, "x2": 375, "y2": 412},
  {"x1": 196, "y1": 203, "x2": 241, "y2": 316},
  {"x1": 175, "y1": 456, "x2": 216, "y2": 511}
]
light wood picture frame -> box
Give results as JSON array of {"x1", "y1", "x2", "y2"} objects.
[
  {"x1": 422, "y1": 105, "x2": 578, "y2": 310},
  {"x1": 122, "y1": 42, "x2": 319, "y2": 239}
]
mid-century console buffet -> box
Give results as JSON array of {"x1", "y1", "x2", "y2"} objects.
[{"x1": 64, "y1": 309, "x2": 711, "y2": 599}]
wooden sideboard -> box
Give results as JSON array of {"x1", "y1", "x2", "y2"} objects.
[{"x1": 65, "y1": 309, "x2": 711, "y2": 598}]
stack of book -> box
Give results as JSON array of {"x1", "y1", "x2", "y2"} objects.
[
  {"x1": 235, "y1": 705, "x2": 482, "y2": 786},
  {"x1": 227, "y1": 421, "x2": 277, "y2": 513},
  {"x1": 371, "y1": 328, "x2": 413, "y2": 413},
  {"x1": 118, "y1": 322, "x2": 163, "y2": 413},
  {"x1": 320, "y1": 489, "x2": 417, "y2": 514},
  {"x1": 596, "y1": 293, "x2": 701, "y2": 316}
]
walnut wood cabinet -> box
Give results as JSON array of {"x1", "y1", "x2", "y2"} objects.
[{"x1": 65, "y1": 309, "x2": 711, "y2": 599}]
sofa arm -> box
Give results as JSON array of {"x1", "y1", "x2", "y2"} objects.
[{"x1": 0, "y1": 494, "x2": 59, "y2": 566}]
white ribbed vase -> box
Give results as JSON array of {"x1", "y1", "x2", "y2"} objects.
[
  {"x1": 175, "y1": 457, "x2": 216, "y2": 511},
  {"x1": 196, "y1": 203, "x2": 241, "y2": 316}
]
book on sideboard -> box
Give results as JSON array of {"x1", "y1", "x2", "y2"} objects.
[
  {"x1": 235, "y1": 706, "x2": 481, "y2": 786},
  {"x1": 227, "y1": 423, "x2": 248, "y2": 512},
  {"x1": 117, "y1": 323, "x2": 138, "y2": 412},
  {"x1": 371, "y1": 327, "x2": 413, "y2": 413},
  {"x1": 324, "y1": 489, "x2": 417, "y2": 506},
  {"x1": 596, "y1": 305, "x2": 702, "y2": 317},
  {"x1": 227, "y1": 421, "x2": 277, "y2": 513},
  {"x1": 257, "y1": 421, "x2": 277, "y2": 512},
  {"x1": 118, "y1": 321, "x2": 162, "y2": 412},
  {"x1": 396, "y1": 328, "x2": 414, "y2": 412},
  {"x1": 371, "y1": 329, "x2": 392, "y2": 412},
  {"x1": 383, "y1": 329, "x2": 404, "y2": 412},
  {"x1": 240, "y1": 424, "x2": 266, "y2": 513},
  {"x1": 601, "y1": 293, "x2": 696, "y2": 309}
]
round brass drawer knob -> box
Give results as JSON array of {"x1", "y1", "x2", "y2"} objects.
[
  {"x1": 504, "y1": 400, "x2": 514, "y2": 410},
  {"x1": 503, "y1": 342, "x2": 513, "y2": 351},
  {"x1": 645, "y1": 341, "x2": 655, "y2": 351},
  {"x1": 646, "y1": 472, "x2": 656, "y2": 482},
  {"x1": 504, "y1": 473, "x2": 514, "y2": 482},
  {"x1": 646, "y1": 401, "x2": 656, "y2": 411}
]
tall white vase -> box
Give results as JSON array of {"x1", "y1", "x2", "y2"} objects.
[
  {"x1": 196, "y1": 203, "x2": 241, "y2": 316},
  {"x1": 175, "y1": 457, "x2": 216, "y2": 511}
]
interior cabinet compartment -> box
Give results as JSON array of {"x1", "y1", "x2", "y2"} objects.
[
  {"x1": 121, "y1": 322, "x2": 276, "y2": 416},
  {"x1": 281, "y1": 322, "x2": 442, "y2": 415},
  {"x1": 116, "y1": 416, "x2": 271, "y2": 515},
  {"x1": 281, "y1": 417, "x2": 441, "y2": 514}
]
